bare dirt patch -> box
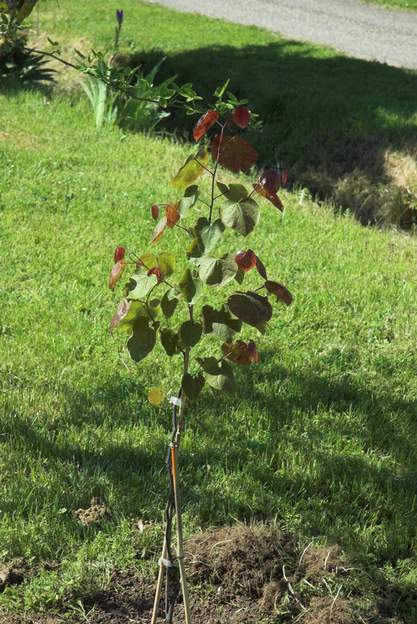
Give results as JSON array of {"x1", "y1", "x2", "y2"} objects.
[
  {"x1": 298, "y1": 135, "x2": 417, "y2": 229},
  {"x1": 28, "y1": 34, "x2": 90, "y2": 92},
  {"x1": 0, "y1": 525, "x2": 405, "y2": 624}
]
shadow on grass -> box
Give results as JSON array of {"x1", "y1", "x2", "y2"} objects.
[
  {"x1": 129, "y1": 41, "x2": 417, "y2": 227},
  {"x1": 4, "y1": 359, "x2": 417, "y2": 617}
]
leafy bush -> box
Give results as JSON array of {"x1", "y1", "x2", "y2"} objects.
[
  {"x1": 82, "y1": 55, "x2": 175, "y2": 132},
  {"x1": 0, "y1": 11, "x2": 55, "y2": 84}
]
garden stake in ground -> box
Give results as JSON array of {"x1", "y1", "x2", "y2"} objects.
[{"x1": 108, "y1": 85, "x2": 294, "y2": 621}]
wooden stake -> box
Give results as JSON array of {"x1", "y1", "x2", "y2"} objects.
[
  {"x1": 171, "y1": 439, "x2": 192, "y2": 624},
  {"x1": 151, "y1": 539, "x2": 167, "y2": 624}
]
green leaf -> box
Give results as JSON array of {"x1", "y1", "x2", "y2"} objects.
[
  {"x1": 217, "y1": 182, "x2": 249, "y2": 202},
  {"x1": 202, "y1": 305, "x2": 242, "y2": 341},
  {"x1": 171, "y1": 148, "x2": 209, "y2": 191},
  {"x1": 228, "y1": 291, "x2": 272, "y2": 332},
  {"x1": 198, "y1": 254, "x2": 237, "y2": 286},
  {"x1": 220, "y1": 191, "x2": 260, "y2": 237},
  {"x1": 161, "y1": 289, "x2": 179, "y2": 318},
  {"x1": 197, "y1": 357, "x2": 235, "y2": 394},
  {"x1": 179, "y1": 321, "x2": 203, "y2": 347},
  {"x1": 179, "y1": 185, "x2": 199, "y2": 217},
  {"x1": 157, "y1": 252, "x2": 176, "y2": 278},
  {"x1": 188, "y1": 217, "x2": 225, "y2": 258},
  {"x1": 198, "y1": 218, "x2": 225, "y2": 254},
  {"x1": 160, "y1": 328, "x2": 180, "y2": 357},
  {"x1": 182, "y1": 372, "x2": 205, "y2": 401},
  {"x1": 127, "y1": 318, "x2": 156, "y2": 362},
  {"x1": 127, "y1": 271, "x2": 158, "y2": 300},
  {"x1": 178, "y1": 268, "x2": 202, "y2": 303}
]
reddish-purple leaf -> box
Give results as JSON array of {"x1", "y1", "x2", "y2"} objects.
[
  {"x1": 281, "y1": 169, "x2": 289, "y2": 187},
  {"x1": 228, "y1": 291, "x2": 272, "y2": 331},
  {"x1": 151, "y1": 216, "x2": 167, "y2": 244},
  {"x1": 151, "y1": 204, "x2": 159, "y2": 220},
  {"x1": 113, "y1": 246, "x2": 125, "y2": 263},
  {"x1": 235, "y1": 249, "x2": 257, "y2": 272},
  {"x1": 255, "y1": 256, "x2": 268, "y2": 280},
  {"x1": 265, "y1": 280, "x2": 293, "y2": 306},
  {"x1": 108, "y1": 259, "x2": 126, "y2": 290},
  {"x1": 211, "y1": 134, "x2": 258, "y2": 173},
  {"x1": 253, "y1": 168, "x2": 285, "y2": 210},
  {"x1": 222, "y1": 339, "x2": 259, "y2": 365},
  {"x1": 193, "y1": 109, "x2": 219, "y2": 142},
  {"x1": 147, "y1": 266, "x2": 163, "y2": 284},
  {"x1": 232, "y1": 106, "x2": 251, "y2": 129},
  {"x1": 166, "y1": 203, "x2": 180, "y2": 228}
]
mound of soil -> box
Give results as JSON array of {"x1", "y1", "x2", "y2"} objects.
[{"x1": 0, "y1": 524, "x2": 404, "y2": 624}]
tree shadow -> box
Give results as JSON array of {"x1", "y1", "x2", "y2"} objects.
[
  {"x1": 4, "y1": 357, "x2": 417, "y2": 617},
  {"x1": 132, "y1": 41, "x2": 417, "y2": 226}
]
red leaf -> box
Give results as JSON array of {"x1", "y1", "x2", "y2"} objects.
[
  {"x1": 265, "y1": 280, "x2": 293, "y2": 306},
  {"x1": 151, "y1": 216, "x2": 167, "y2": 244},
  {"x1": 255, "y1": 256, "x2": 268, "y2": 280},
  {"x1": 222, "y1": 339, "x2": 259, "y2": 365},
  {"x1": 165, "y1": 203, "x2": 180, "y2": 228},
  {"x1": 108, "y1": 260, "x2": 126, "y2": 290},
  {"x1": 193, "y1": 109, "x2": 219, "y2": 142},
  {"x1": 232, "y1": 106, "x2": 251, "y2": 129},
  {"x1": 253, "y1": 169, "x2": 284, "y2": 211},
  {"x1": 113, "y1": 246, "x2": 125, "y2": 263},
  {"x1": 151, "y1": 204, "x2": 159, "y2": 220},
  {"x1": 281, "y1": 169, "x2": 289, "y2": 187},
  {"x1": 235, "y1": 249, "x2": 257, "y2": 272},
  {"x1": 148, "y1": 267, "x2": 163, "y2": 283},
  {"x1": 211, "y1": 134, "x2": 258, "y2": 173}
]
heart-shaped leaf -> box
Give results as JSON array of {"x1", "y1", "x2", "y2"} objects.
[
  {"x1": 178, "y1": 268, "x2": 201, "y2": 303},
  {"x1": 160, "y1": 328, "x2": 180, "y2": 356},
  {"x1": 182, "y1": 373, "x2": 205, "y2": 401},
  {"x1": 161, "y1": 289, "x2": 178, "y2": 318},
  {"x1": 127, "y1": 318, "x2": 156, "y2": 362},
  {"x1": 193, "y1": 110, "x2": 219, "y2": 142},
  {"x1": 179, "y1": 185, "x2": 199, "y2": 217},
  {"x1": 232, "y1": 106, "x2": 251, "y2": 129},
  {"x1": 180, "y1": 321, "x2": 203, "y2": 347},
  {"x1": 198, "y1": 254, "x2": 237, "y2": 286},
  {"x1": 211, "y1": 135, "x2": 257, "y2": 173},
  {"x1": 235, "y1": 249, "x2": 257, "y2": 272},
  {"x1": 228, "y1": 291, "x2": 272, "y2": 331},
  {"x1": 253, "y1": 169, "x2": 283, "y2": 211},
  {"x1": 265, "y1": 281, "x2": 293, "y2": 306},
  {"x1": 202, "y1": 305, "x2": 242, "y2": 341},
  {"x1": 220, "y1": 195, "x2": 260, "y2": 237},
  {"x1": 189, "y1": 217, "x2": 225, "y2": 258},
  {"x1": 172, "y1": 148, "x2": 209, "y2": 190},
  {"x1": 127, "y1": 271, "x2": 158, "y2": 300},
  {"x1": 110, "y1": 299, "x2": 157, "y2": 333},
  {"x1": 197, "y1": 357, "x2": 235, "y2": 394}
]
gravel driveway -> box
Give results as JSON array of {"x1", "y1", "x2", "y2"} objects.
[{"x1": 147, "y1": 0, "x2": 417, "y2": 70}]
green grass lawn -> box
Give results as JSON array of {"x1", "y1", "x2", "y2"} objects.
[
  {"x1": 1, "y1": 1, "x2": 417, "y2": 621},
  {"x1": 368, "y1": 0, "x2": 417, "y2": 9},
  {"x1": 33, "y1": 0, "x2": 417, "y2": 228}
]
